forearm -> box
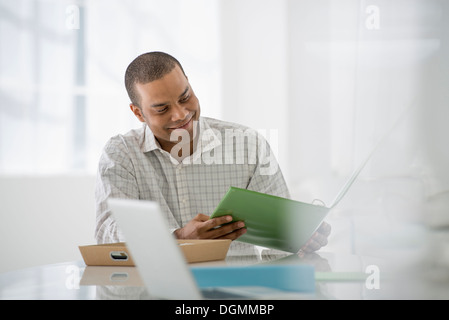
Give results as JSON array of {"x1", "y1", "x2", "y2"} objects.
[{"x1": 95, "y1": 214, "x2": 124, "y2": 244}]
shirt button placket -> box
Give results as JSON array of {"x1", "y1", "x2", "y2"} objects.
[{"x1": 176, "y1": 164, "x2": 189, "y2": 226}]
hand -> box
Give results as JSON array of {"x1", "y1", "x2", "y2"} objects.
[
  {"x1": 173, "y1": 214, "x2": 247, "y2": 241},
  {"x1": 298, "y1": 221, "x2": 331, "y2": 256}
]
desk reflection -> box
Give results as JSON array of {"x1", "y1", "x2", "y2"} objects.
[{"x1": 84, "y1": 252, "x2": 357, "y2": 300}]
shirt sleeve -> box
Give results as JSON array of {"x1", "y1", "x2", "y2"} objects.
[
  {"x1": 246, "y1": 132, "x2": 290, "y2": 199},
  {"x1": 94, "y1": 139, "x2": 139, "y2": 244}
]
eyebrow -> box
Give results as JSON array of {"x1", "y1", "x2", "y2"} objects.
[
  {"x1": 178, "y1": 86, "x2": 190, "y2": 99},
  {"x1": 150, "y1": 86, "x2": 189, "y2": 108}
]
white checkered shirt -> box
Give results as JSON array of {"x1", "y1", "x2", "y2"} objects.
[{"x1": 95, "y1": 116, "x2": 290, "y2": 255}]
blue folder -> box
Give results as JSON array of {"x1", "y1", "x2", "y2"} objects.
[{"x1": 190, "y1": 264, "x2": 315, "y2": 293}]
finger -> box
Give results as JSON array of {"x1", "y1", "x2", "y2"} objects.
[
  {"x1": 301, "y1": 238, "x2": 322, "y2": 253},
  {"x1": 209, "y1": 221, "x2": 245, "y2": 238},
  {"x1": 317, "y1": 221, "x2": 331, "y2": 236},
  {"x1": 193, "y1": 213, "x2": 211, "y2": 222},
  {"x1": 216, "y1": 227, "x2": 247, "y2": 241},
  {"x1": 202, "y1": 215, "x2": 233, "y2": 231},
  {"x1": 301, "y1": 232, "x2": 328, "y2": 253},
  {"x1": 207, "y1": 221, "x2": 245, "y2": 239},
  {"x1": 311, "y1": 231, "x2": 329, "y2": 247}
]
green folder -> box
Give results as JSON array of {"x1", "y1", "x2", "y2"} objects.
[
  {"x1": 208, "y1": 116, "x2": 395, "y2": 253},
  {"x1": 210, "y1": 145, "x2": 372, "y2": 253},
  {"x1": 210, "y1": 187, "x2": 329, "y2": 253}
]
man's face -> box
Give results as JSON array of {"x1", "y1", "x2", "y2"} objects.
[{"x1": 130, "y1": 65, "x2": 201, "y2": 152}]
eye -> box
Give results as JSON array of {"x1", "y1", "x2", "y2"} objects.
[
  {"x1": 179, "y1": 95, "x2": 190, "y2": 103},
  {"x1": 156, "y1": 106, "x2": 168, "y2": 113}
]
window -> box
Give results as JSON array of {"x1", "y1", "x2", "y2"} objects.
[{"x1": 0, "y1": 0, "x2": 221, "y2": 174}]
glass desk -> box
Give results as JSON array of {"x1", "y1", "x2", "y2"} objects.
[{"x1": 0, "y1": 251, "x2": 447, "y2": 300}]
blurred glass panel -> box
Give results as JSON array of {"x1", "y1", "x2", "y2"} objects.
[{"x1": 0, "y1": 0, "x2": 221, "y2": 174}]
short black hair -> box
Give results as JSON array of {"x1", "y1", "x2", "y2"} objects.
[{"x1": 124, "y1": 51, "x2": 186, "y2": 107}]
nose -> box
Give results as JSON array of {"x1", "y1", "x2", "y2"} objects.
[{"x1": 171, "y1": 104, "x2": 189, "y2": 122}]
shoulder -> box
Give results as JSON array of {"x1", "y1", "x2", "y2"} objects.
[
  {"x1": 201, "y1": 117, "x2": 262, "y2": 141},
  {"x1": 201, "y1": 116, "x2": 252, "y2": 132},
  {"x1": 103, "y1": 124, "x2": 146, "y2": 155},
  {"x1": 98, "y1": 125, "x2": 146, "y2": 172},
  {"x1": 202, "y1": 117, "x2": 269, "y2": 144}
]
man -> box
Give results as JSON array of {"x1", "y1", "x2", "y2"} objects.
[{"x1": 95, "y1": 51, "x2": 330, "y2": 255}]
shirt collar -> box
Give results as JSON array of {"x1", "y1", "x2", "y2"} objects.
[{"x1": 142, "y1": 124, "x2": 161, "y2": 153}]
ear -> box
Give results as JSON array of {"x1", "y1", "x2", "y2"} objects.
[{"x1": 130, "y1": 104, "x2": 145, "y2": 122}]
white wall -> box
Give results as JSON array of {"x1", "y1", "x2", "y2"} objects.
[
  {"x1": 219, "y1": 0, "x2": 290, "y2": 181},
  {"x1": 0, "y1": 175, "x2": 96, "y2": 273}
]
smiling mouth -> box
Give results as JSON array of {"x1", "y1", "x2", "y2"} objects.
[{"x1": 169, "y1": 114, "x2": 194, "y2": 130}]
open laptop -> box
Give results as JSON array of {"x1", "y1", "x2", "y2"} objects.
[{"x1": 107, "y1": 198, "x2": 314, "y2": 300}]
